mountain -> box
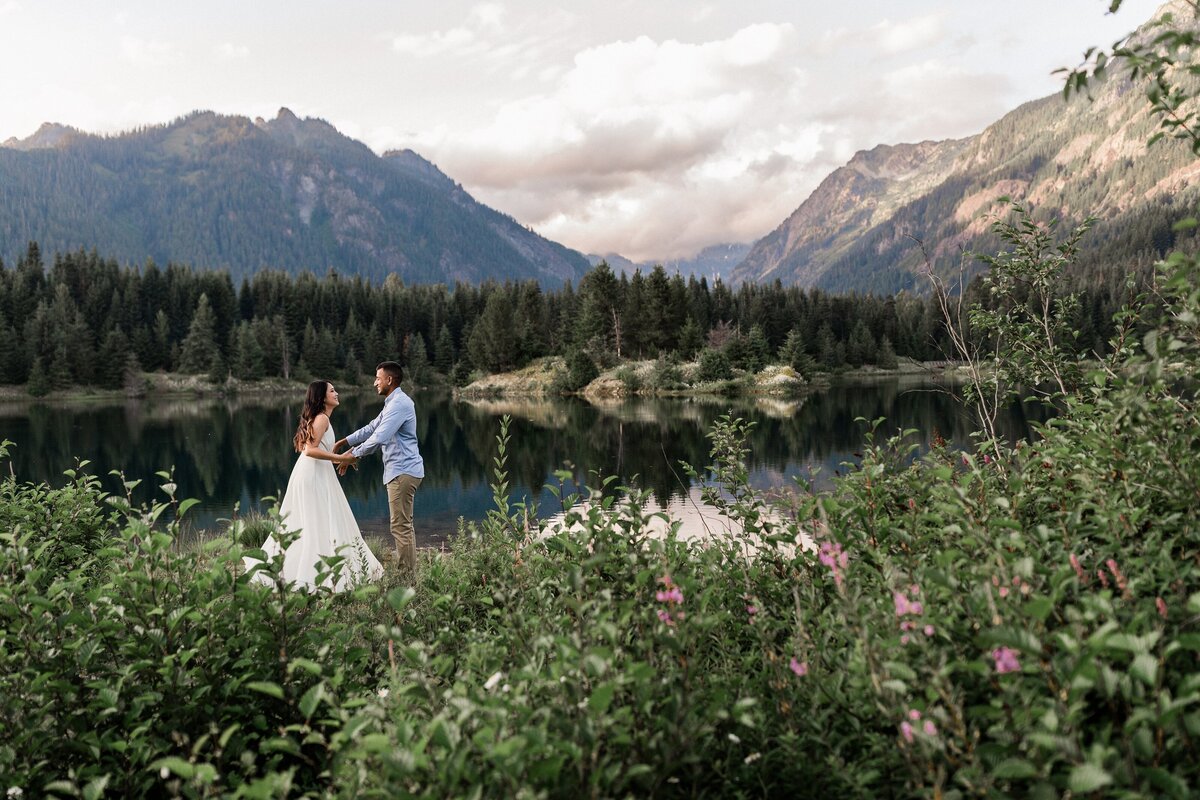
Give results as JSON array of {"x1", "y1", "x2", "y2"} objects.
[
  {"x1": 733, "y1": 2, "x2": 1200, "y2": 293},
  {"x1": 0, "y1": 108, "x2": 590, "y2": 286},
  {"x1": 589, "y1": 242, "x2": 751, "y2": 282}
]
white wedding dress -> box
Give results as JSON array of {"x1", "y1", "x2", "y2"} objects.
[{"x1": 247, "y1": 424, "x2": 383, "y2": 591}]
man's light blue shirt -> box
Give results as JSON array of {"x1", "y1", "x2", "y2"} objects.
[{"x1": 346, "y1": 389, "x2": 424, "y2": 483}]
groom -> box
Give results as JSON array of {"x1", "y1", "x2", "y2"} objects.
[{"x1": 333, "y1": 361, "x2": 424, "y2": 572}]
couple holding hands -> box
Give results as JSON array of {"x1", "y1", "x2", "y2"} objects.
[{"x1": 249, "y1": 360, "x2": 424, "y2": 591}]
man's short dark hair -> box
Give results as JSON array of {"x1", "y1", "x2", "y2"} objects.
[{"x1": 377, "y1": 360, "x2": 404, "y2": 384}]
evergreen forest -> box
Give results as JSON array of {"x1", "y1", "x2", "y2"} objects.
[{"x1": 0, "y1": 239, "x2": 1140, "y2": 395}]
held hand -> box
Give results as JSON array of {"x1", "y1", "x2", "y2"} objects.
[{"x1": 332, "y1": 438, "x2": 348, "y2": 454}]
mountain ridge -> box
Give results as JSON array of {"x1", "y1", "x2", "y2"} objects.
[
  {"x1": 0, "y1": 108, "x2": 590, "y2": 286},
  {"x1": 732, "y1": 2, "x2": 1200, "y2": 292}
]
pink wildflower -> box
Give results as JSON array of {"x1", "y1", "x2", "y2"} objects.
[
  {"x1": 819, "y1": 541, "x2": 848, "y2": 589},
  {"x1": 1156, "y1": 597, "x2": 1168, "y2": 620},
  {"x1": 789, "y1": 658, "x2": 808, "y2": 677},
  {"x1": 900, "y1": 634, "x2": 910, "y2": 645},
  {"x1": 907, "y1": 709, "x2": 921, "y2": 721},
  {"x1": 746, "y1": 605, "x2": 758, "y2": 616},
  {"x1": 656, "y1": 609, "x2": 674, "y2": 626},
  {"x1": 656, "y1": 587, "x2": 684, "y2": 604},
  {"x1": 998, "y1": 587, "x2": 1009, "y2": 598},
  {"x1": 1106, "y1": 559, "x2": 1128, "y2": 595},
  {"x1": 923, "y1": 625, "x2": 935, "y2": 637},
  {"x1": 923, "y1": 720, "x2": 937, "y2": 737},
  {"x1": 900, "y1": 721, "x2": 915, "y2": 743},
  {"x1": 991, "y1": 646, "x2": 1021, "y2": 674},
  {"x1": 1097, "y1": 569, "x2": 1109, "y2": 588}
]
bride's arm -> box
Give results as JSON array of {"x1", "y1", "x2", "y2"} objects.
[{"x1": 301, "y1": 415, "x2": 349, "y2": 462}]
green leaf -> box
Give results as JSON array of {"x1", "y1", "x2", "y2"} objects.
[
  {"x1": 529, "y1": 755, "x2": 566, "y2": 782},
  {"x1": 1131, "y1": 653, "x2": 1158, "y2": 686},
  {"x1": 1068, "y1": 763, "x2": 1113, "y2": 794},
  {"x1": 177, "y1": 498, "x2": 200, "y2": 517},
  {"x1": 387, "y1": 586, "x2": 416, "y2": 612},
  {"x1": 589, "y1": 682, "x2": 616, "y2": 714},
  {"x1": 153, "y1": 756, "x2": 195, "y2": 779},
  {"x1": 299, "y1": 684, "x2": 324, "y2": 718},
  {"x1": 993, "y1": 758, "x2": 1038, "y2": 779},
  {"x1": 1187, "y1": 592, "x2": 1200, "y2": 615},
  {"x1": 82, "y1": 775, "x2": 110, "y2": 800},
  {"x1": 246, "y1": 681, "x2": 285, "y2": 700},
  {"x1": 1144, "y1": 767, "x2": 1189, "y2": 800},
  {"x1": 1024, "y1": 597, "x2": 1054, "y2": 622}
]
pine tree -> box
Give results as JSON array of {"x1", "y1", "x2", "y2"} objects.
[
  {"x1": 746, "y1": 324, "x2": 771, "y2": 372},
  {"x1": 97, "y1": 329, "x2": 131, "y2": 389},
  {"x1": 233, "y1": 322, "x2": 265, "y2": 380},
  {"x1": 0, "y1": 312, "x2": 16, "y2": 384},
  {"x1": 676, "y1": 317, "x2": 703, "y2": 359},
  {"x1": 49, "y1": 343, "x2": 73, "y2": 390},
  {"x1": 779, "y1": 328, "x2": 817, "y2": 377},
  {"x1": 27, "y1": 356, "x2": 50, "y2": 397},
  {"x1": 434, "y1": 324, "x2": 455, "y2": 374},
  {"x1": 877, "y1": 335, "x2": 899, "y2": 370},
  {"x1": 407, "y1": 332, "x2": 430, "y2": 386},
  {"x1": 178, "y1": 294, "x2": 220, "y2": 374}
]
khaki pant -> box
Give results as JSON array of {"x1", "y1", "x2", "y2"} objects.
[{"x1": 386, "y1": 474, "x2": 422, "y2": 572}]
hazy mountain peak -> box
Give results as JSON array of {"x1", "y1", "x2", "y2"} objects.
[{"x1": 1, "y1": 122, "x2": 82, "y2": 151}]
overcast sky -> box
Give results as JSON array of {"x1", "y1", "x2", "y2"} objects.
[{"x1": 0, "y1": 0, "x2": 1167, "y2": 261}]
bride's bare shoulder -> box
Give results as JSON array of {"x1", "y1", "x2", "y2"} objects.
[{"x1": 310, "y1": 413, "x2": 331, "y2": 439}]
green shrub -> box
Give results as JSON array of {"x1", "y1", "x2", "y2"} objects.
[
  {"x1": 614, "y1": 365, "x2": 641, "y2": 393},
  {"x1": 556, "y1": 348, "x2": 598, "y2": 393},
  {"x1": 695, "y1": 347, "x2": 733, "y2": 382},
  {"x1": 0, "y1": 444, "x2": 116, "y2": 579}
]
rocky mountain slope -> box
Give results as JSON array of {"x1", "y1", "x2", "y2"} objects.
[{"x1": 733, "y1": 2, "x2": 1200, "y2": 293}]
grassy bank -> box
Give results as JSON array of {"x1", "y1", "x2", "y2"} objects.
[{"x1": 457, "y1": 356, "x2": 964, "y2": 400}]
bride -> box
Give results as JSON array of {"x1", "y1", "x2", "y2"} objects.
[{"x1": 247, "y1": 380, "x2": 383, "y2": 591}]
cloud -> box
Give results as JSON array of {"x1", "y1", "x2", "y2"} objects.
[
  {"x1": 872, "y1": 13, "x2": 948, "y2": 55},
  {"x1": 395, "y1": 14, "x2": 1020, "y2": 261},
  {"x1": 391, "y1": 2, "x2": 506, "y2": 58},
  {"x1": 216, "y1": 42, "x2": 250, "y2": 61},
  {"x1": 413, "y1": 23, "x2": 823, "y2": 260},
  {"x1": 119, "y1": 35, "x2": 180, "y2": 66},
  {"x1": 0, "y1": 1, "x2": 21, "y2": 16}
]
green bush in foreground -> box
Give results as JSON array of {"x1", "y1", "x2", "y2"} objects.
[{"x1": 1, "y1": 251, "x2": 1198, "y2": 797}]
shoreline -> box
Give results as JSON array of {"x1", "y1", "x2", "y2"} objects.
[{"x1": 456, "y1": 358, "x2": 967, "y2": 400}]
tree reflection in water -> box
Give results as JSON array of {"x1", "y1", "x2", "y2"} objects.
[{"x1": 0, "y1": 377, "x2": 1046, "y2": 543}]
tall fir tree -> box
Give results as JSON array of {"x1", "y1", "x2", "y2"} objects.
[{"x1": 178, "y1": 294, "x2": 220, "y2": 374}]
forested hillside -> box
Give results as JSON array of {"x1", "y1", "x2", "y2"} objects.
[{"x1": 0, "y1": 109, "x2": 590, "y2": 286}]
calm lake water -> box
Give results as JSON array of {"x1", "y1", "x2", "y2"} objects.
[{"x1": 0, "y1": 377, "x2": 1044, "y2": 545}]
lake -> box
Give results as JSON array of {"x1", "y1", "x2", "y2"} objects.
[{"x1": 0, "y1": 376, "x2": 1044, "y2": 545}]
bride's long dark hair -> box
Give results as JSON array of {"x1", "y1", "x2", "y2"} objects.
[{"x1": 293, "y1": 381, "x2": 330, "y2": 453}]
